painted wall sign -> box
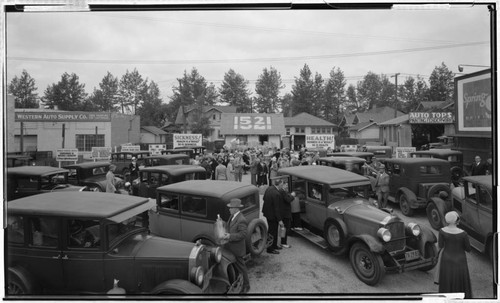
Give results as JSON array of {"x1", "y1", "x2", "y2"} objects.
[
  {"x1": 305, "y1": 135, "x2": 335, "y2": 149},
  {"x1": 233, "y1": 116, "x2": 272, "y2": 131},
  {"x1": 15, "y1": 111, "x2": 111, "y2": 122},
  {"x1": 173, "y1": 134, "x2": 202, "y2": 148},
  {"x1": 409, "y1": 112, "x2": 454, "y2": 124}
]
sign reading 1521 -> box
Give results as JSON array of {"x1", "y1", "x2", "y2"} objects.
[{"x1": 234, "y1": 116, "x2": 272, "y2": 130}]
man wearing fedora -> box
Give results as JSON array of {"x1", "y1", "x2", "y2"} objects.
[{"x1": 223, "y1": 198, "x2": 250, "y2": 293}]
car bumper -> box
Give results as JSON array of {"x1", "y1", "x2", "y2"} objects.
[{"x1": 385, "y1": 255, "x2": 437, "y2": 273}]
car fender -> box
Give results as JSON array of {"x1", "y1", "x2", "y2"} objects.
[
  {"x1": 428, "y1": 197, "x2": 450, "y2": 217},
  {"x1": 7, "y1": 265, "x2": 40, "y2": 294},
  {"x1": 325, "y1": 217, "x2": 348, "y2": 239},
  {"x1": 211, "y1": 247, "x2": 237, "y2": 287},
  {"x1": 191, "y1": 234, "x2": 218, "y2": 247},
  {"x1": 417, "y1": 224, "x2": 438, "y2": 250},
  {"x1": 150, "y1": 279, "x2": 202, "y2": 294},
  {"x1": 397, "y1": 187, "x2": 417, "y2": 204},
  {"x1": 349, "y1": 235, "x2": 385, "y2": 254}
]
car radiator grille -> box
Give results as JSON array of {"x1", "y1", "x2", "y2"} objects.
[{"x1": 385, "y1": 222, "x2": 405, "y2": 252}]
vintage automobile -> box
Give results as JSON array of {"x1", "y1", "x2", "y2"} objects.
[
  {"x1": 317, "y1": 156, "x2": 366, "y2": 175},
  {"x1": 339, "y1": 144, "x2": 358, "y2": 152},
  {"x1": 410, "y1": 149, "x2": 464, "y2": 186},
  {"x1": 161, "y1": 148, "x2": 195, "y2": 159},
  {"x1": 131, "y1": 165, "x2": 207, "y2": 198},
  {"x1": 110, "y1": 151, "x2": 151, "y2": 178},
  {"x1": 276, "y1": 165, "x2": 438, "y2": 286},
  {"x1": 330, "y1": 151, "x2": 375, "y2": 163},
  {"x1": 176, "y1": 146, "x2": 206, "y2": 157},
  {"x1": 143, "y1": 154, "x2": 190, "y2": 167},
  {"x1": 359, "y1": 145, "x2": 393, "y2": 159},
  {"x1": 426, "y1": 175, "x2": 493, "y2": 258},
  {"x1": 149, "y1": 180, "x2": 268, "y2": 259},
  {"x1": 6, "y1": 166, "x2": 89, "y2": 201},
  {"x1": 64, "y1": 161, "x2": 125, "y2": 192},
  {"x1": 380, "y1": 158, "x2": 452, "y2": 217},
  {"x1": 6, "y1": 191, "x2": 242, "y2": 295},
  {"x1": 7, "y1": 154, "x2": 34, "y2": 167}
]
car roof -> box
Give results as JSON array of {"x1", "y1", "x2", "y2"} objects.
[
  {"x1": 7, "y1": 166, "x2": 69, "y2": 176},
  {"x1": 318, "y1": 156, "x2": 366, "y2": 163},
  {"x1": 112, "y1": 151, "x2": 150, "y2": 155},
  {"x1": 331, "y1": 152, "x2": 374, "y2": 157},
  {"x1": 410, "y1": 149, "x2": 463, "y2": 156},
  {"x1": 63, "y1": 161, "x2": 111, "y2": 169},
  {"x1": 139, "y1": 165, "x2": 206, "y2": 174},
  {"x1": 382, "y1": 158, "x2": 450, "y2": 165},
  {"x1": 7, "y1": 154, "x2": 32, "y2": 160},
  {"x1": 157, "y1": 180, "x2": 258, "y2": 197},
  {"x1": 462, "y1": 175, "x2": 492, "y2": 191},
  {"x1": 145, "y1": 154, "x2": 189, "y2": 159},
  {"x1": 7, "y1": 192, "x2": 153, "y2": 220},
  {"x1": 278, "y1": 166, "x2": 370, "y2": 186}
]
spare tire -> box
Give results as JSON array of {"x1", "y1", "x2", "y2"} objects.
[
  {"x1": 246, "y1": 219, "x2": 268, "y2": 256},
  {"x1": 427, "y1": 184, "x2": 450, "y2": 201}
]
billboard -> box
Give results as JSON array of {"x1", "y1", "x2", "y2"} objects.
[
  {"x1": 173, "y1": 134, "x2": 202, "y2": 148},
  {"x1": 305, "y1": 135, "x2": 335, "y2": 149},
  {"x1": 455, "y1": 69, "x2": 492, "y2": 135}
]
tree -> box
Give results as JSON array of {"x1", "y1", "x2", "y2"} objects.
[
  {"x1": 355, "y1": 72, "x2": 384, "y2": 111},
  {"x1": 137, "y1": 81, "x2": 168, "y2": 127},
  {"x1": 281, "y1": 93, "x2": 293, "y2": 117},
  {"x1": 254, "y1": 66, "x2": 284, "y2": 113},
  {"x1": 8, "y1": 70, "x2": 39, "y2": 108},
  {"x1": 170, "y1": 68, "x2": 218, "y2": 111},
  {"x1": 118, "y1": 68, "x2": 146, "y2": 114},
  {"x1": 219, "y1": 69, "x2": 252, "y2": 112},
  {"x1": 311, "y1": 72, "x2": 325, "y2": 118},
  {"x1": 88, "y1": 72, "x2": 120, "y2": 112},
  {"x1": 42, "y1": 72, "x2": 87, "y2": 110},
  {"x1": 344, "y1": 84, "x2": 359, "y2": 114},
  {"x1": 400, "y1": 75, "x2": 430, "y2": 112},
  {"x1": 291, "y1": 64, "x2": 315, "y2": 115},
  {"x1": 323, "y1": 67, "x2": 346, "y2": 125},
  {"x1": 428, "y1": 62, "x2": 454, "y2": 101}
]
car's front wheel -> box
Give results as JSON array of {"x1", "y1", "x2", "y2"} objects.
[
  {"x1": 399, "y1": 194, "x2": 414, "y2": 217},
  {"x1": 349, "y1": 242, "x2": 385, "y2": 286},
  {"x1": 426, "y1": 202, "x2": 444, "y2": 230},
  {"x1": 246, "y1": 219, "x2": 268, "y2": 256},
  {"x1": 324, "y1": 220, "x2": 347, "y2": 255},
  {"x1": 151, "y1": 279, "x2": 202, "y2": 294},
  {"x1": 418, "y1": 242, "x2": 438, "y2": 272},
  {"x1": 7, "y1": 267, "x2": 38, "y2": 295}
]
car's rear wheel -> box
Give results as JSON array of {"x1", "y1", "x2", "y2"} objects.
[
  {"x1": 151, "y1": 279, "x2": 202, "y2": 294},
  {"x1": 7, "y1": 267, "x2": 38, "y2": 295},
  {"x1": 427, "y1": 184, "x2": 450, "y2": 201},
  {"x1": 324, "y1": 220, "x2": 347, "y2": 255},
  {"x1": 246, "y1": 219, "x2": 268, "y2": 256},
  {"x1": 349, "y1": 242, "x2": 385, "y2": 286},
  {"x1": 399, "y1": 194, "x2": 414, "y2": 217},
  {"x1": 426, "y1": 202, "x2": 444, "y2": 230},
  {"x1": 418, "y1": 242, "x2": 438, "y2": 272}
]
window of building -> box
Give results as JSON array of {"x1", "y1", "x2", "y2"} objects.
[
  {"x1": 286, "y1": 128, "x2": 290, "y2": 136},
  {"x1": 76, "y1": 134, "x2": 105, "y2": 152},
  {"x1": 295, "y1": 127, "x2": 305, "y2": 133}
]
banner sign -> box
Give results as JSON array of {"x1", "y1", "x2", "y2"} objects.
[
  {"x1": 173, "y1": 134, "x2": 202, "y2": 148},
  {"x1": 121, "y1": 145, "x2": 141, "y2": 152},
  {"x1": 394, "y1": 147, "x2": 416, "y2": 158},
  {"x1": 91, "y1": 147, "x2": 112, "y2": 160},
  {"x1": 15, "y1": 111, "x2": 111, "y2": 122},
  {"x1": 56, "y1": 149, "x2": 79, "y2": 161},
  {"x1": 149, "y1": 144, "x2": 166, "y2": 155},
  {"x1": 305, "y1": 135, "x2": 335, "y2": 149},
  {"x1": 409, "y1": 112, "x2": 454, "y2": 124},
  {"x1": 456, "y1": 70, "x2": 491, "y2": 133},
  {"x1": 233, "y1": 116, "x2": 272, "y2": 130}
]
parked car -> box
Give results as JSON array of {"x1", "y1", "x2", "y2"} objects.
[
  {"x1": 131, "y1": 165, "x2": 207, "y2": 198},
  {"x1": 6, "y1": 191, "x2": 241, "y2": 295},
  {"x1": 149, "y1": 180, "x2": 268, "y2": 260},
  {"x1": 380, "y1": 158, "x2": 452, "y2": 216},
  {"x1": 426, "y1": 175, "x2": 493, "y2": 258},
  {"x1": 176, "y1": 146, "x2": 206, "y2": 157},
  {"x1": 276, "y1": 165, "x2": 438, "y2": 286},
  {"x1": 64, "y1": 161, "x2": 125, "y2": 192},
  {"x1": 143, "y1": 154, "x2": 190, "y2": 167},
  {"x1": 359, "y1": 145, "x2": 393, "y2": 159},
  {"x1": 110, "y1": 151, "x2": 151, "y2": 178},
  {"x1": 410, "y1": 149, "x2": 464, "y2": 186},
  {"x1": 7, "y1": 154, "x2": 34, "y2": 167},
  {"x1": 331, "y1": 151, "x2": 375, "y2": 163},
  {"x1": 162, "y1": 148, "x2": 195, "y2": 159},
  {"x1": 339, "y1": 144, "x2": 358, "y2": 152},
  {"x1": 6, "y1": 166, "x2": 89, "y2": 201},
  {"x1": 317, "y1": 156, "x2": 366, "y2": 175}
]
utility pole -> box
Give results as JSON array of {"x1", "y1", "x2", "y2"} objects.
[{"x1": 391, "y1": 73, "x2": 400, "y2": 118}]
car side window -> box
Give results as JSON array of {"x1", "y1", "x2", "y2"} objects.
[
  {"x1": 181, "y1": 196, "x2": 207, "y2": 216},
  {"x1": 158, "y1": 193, "x2": 179, "y2": 211},
  {"x1": 7, "y1": 215, "x2": 25, "y2": 244},
  {"x1": 240, "y1": 193, "x2": 257, "y2": 209},
  {"x1": 308, "y1": 183, "x2": 323, "y2": 201},
  {"x1": 68, "y1": 219, "x2": 101, "y2": 249},
  {"x1": 150, "y1": 172, "x2": 161, "y2": 186},
  {"x1": 477, "y1": 186, "x2": 492, "y2": 209},
  {"x1": 29, "y1": 217, "x2": 59, "y2": 247}
]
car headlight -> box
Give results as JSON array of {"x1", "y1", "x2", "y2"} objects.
[
  {"x1": 190, "y1": 266, "x2": 205, "y2": 286},
  {"x1": 377, "y1": 227, "x2": 392, "y2": 242},
  {"x1": 407, "y1": 223, "x2": 421, "y2": 236},
  {"x1": 211, "y1": 246, "x2": 222, "y2": 263}
]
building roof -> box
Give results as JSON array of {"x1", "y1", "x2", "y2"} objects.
[
  {"x1": 417, "y1": 101, "x2": 447, "y2": 110},
  {"x1": 349, "y1": 121, "x2": 377, "y2": 132},
  {"x1": 220, "y1": 113, "x2": 285, "y2": 135},
  {"x1": 141, "y1": 125, "x2": 168, "y2": 136},
  {"x1": 354, "y1": 106, "x2": 405, "y2": 124},
  {"x1": 175, "y1": 105, "x2": 237, "y2": 125},
  {"x1": 284, "y1": 112, "x2": 337, "y2": 127},
  {"x1": 378, "y1": 114, "x2": 410, "y2": 126}
]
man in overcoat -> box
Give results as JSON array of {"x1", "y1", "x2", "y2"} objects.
[{"x1": 262, "y1": 178, "x2": 284, "y2": 254}]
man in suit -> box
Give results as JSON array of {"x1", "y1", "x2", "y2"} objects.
[
  {"x1": 223, "y1": 198, "x2": 250, "y2": 293},
  {"x1": 470, "y1": 155, "x2": 487, "y2": 176},
  {"x1": 262, "y1": 178, "x2": 284, "y2": 254}
]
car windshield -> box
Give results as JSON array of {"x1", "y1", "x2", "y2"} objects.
[
  {"x1": 107, "y1": 214, "x2": 147, "y2": 246},
  {"x1": 40, "y1": 173, "x2": 67, "y2": 189},
  {"x1": 327, "y1": 185, "x2": 367, "y2": 203}
]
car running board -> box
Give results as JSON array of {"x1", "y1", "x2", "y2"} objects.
[{"x1": 293, "y1": 228, "x2": 329, "y2": 250}]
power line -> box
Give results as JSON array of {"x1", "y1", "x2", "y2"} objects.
[{"x1": 8, "y1": 41, "x2": 487, "y2": 65}]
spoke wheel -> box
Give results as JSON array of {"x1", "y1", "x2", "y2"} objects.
[
  {"x1": 399, "y1": 194, "x2": 414, "y2": 217},
  {"x1": 349, "y1": 242, "x2": 385, "y2": 286}
]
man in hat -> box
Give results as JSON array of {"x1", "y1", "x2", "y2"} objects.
[
  {"x1": 374, "y1": 164, "x2": 390, "y2": 208},
  {"x1": 222, "y1": 198, "x2": 250, "y2": 293},
  {"x1": 129, "y1": 157, "x2": 139, "y2": 182}
]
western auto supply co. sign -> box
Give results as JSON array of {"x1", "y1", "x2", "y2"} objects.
[{"x1": 15, "y1": 111, "x2": 111, "y2": 122}]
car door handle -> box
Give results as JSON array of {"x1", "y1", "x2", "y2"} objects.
[{"x1": 52, "y1": 254, "x2": 61, "y2": 259}]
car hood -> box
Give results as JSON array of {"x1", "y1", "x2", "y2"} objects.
[
  {"x1": 84, "y1": 175, "x2": 123, "y2": 184},
  {"x1": 116, "y1": 232, "x2": 196, "y2": 258},
  {"x1": 55, "y1": 184, "x2": 88, "y2": 192},
  {"x1": 328, "y1": 198, "x2": 397, "y2": 224}
]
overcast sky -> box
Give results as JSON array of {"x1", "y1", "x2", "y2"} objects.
[{"x1": 6, "y1": 3, "x2": 492, "y2": 103}]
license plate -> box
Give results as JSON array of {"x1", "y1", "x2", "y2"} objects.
[{"x1": 405, "y1": 250, "x2": 420, "y2": 261}]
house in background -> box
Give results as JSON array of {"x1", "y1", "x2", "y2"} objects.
[
  {"x1": 284, "y1": 112, "x2": 337, "y2": 150},
  {"x1": 174, "y1": 105, "x2": 237, "y2": 142},
  {"x1": 140, "y1": 126, "x2": 168, "y2": 144}
]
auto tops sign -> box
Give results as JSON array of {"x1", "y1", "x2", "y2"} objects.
[
  {"x1": 305, "y1": 135, "x2": 335, "y2": 149},
  {"x1": 15, "y1": 111, "x2": 111, "y2": 122},
  {"x1": 173, "y1": 134, "x2": 202, "y2": 148},
  {"x1": 409, "y1": 112, "x2": 454, "y2": 124}
]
